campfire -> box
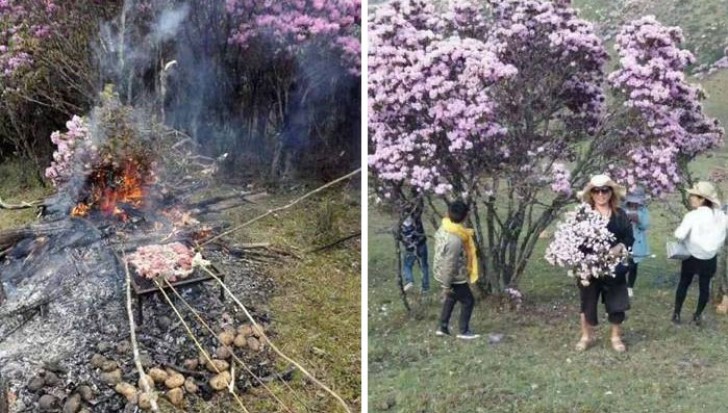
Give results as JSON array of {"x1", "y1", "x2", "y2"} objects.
[
  {"x1": 0, "y1": 95, "x2": 350, "y2": 413},
  {"x1": 71, "y1": 156, "x2": 154, "y2": 221}
]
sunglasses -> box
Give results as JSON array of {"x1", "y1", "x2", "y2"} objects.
[{"x1": 590, "y1": 187, "x2": 613, "y2": 195}]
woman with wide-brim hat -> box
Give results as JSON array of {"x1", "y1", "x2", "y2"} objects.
[
  {"x1": 624, "y1": 186, "x2": 651, "y2": 298},
  {"x1": 672, "y1": 181, "x2": 728, "y2": 326},
  {"x1": 575, "y1": 174, "x2": 634, "y2": 352}
]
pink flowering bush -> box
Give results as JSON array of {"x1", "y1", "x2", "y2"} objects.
[
  {"x1": 226, "y1": 0, "x2": 361, "y2": 75},
  {"x1": 44, "y1": 115, "x2": 96, "y2": 187},
  {"x1": 545, "y1": 204, "x2": 625, "y2": 286},
  {"x1": 369, "y1": 0, "x2": 723, "y2": 291}
]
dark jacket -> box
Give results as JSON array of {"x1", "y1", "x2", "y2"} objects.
[{"x1": 604, "y1": 207, "x2": 634, "y2": 285}]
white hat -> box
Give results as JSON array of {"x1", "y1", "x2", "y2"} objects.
[
  {"x1": 686, "y1": 181, "x2": 721, "y2": 208},
  {"x1": 577, "y1": 174, "x2": 626, "y2": 203}
]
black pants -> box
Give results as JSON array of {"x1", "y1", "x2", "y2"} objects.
[
  {"x1": 674, "y1": 256, "x2": 717, "y2": 317},
  {"x1": 627, "y1": 262, "x2": 639, "y2": 288},
  {"x1": 439, "y1": 283, "x2": 474, "y2": 334},
  {"x1": 579, "y1": 265, "x2": 630, "y2": 326}
]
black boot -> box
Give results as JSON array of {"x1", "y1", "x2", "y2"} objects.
[
  {"x1": 693, "y1": 314, "x2": 702, "y2": 326},
  {"x1": 672, "y1": 313, "x2": 681, "y2": 324}
]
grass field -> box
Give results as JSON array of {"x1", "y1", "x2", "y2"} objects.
[{"x1": 368, "y1": 199, "x2": 728, "y2": 413}]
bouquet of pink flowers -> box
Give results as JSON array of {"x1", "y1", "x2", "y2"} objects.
[{"x1": 545, "y1": 203, "x2": 625, "y2": 286}]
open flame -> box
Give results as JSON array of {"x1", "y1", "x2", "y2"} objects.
[{"x1": 72, "y1": 158, "x2": 153, "y2": 220}]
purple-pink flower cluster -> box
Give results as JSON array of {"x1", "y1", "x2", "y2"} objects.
[
  {"x1": 226, "y1": 0, "x2": 360, "y2": 75},
  {"x1": 45, "y1": 115, "x2": 97, "y2": 187},
  {"x1": 545, "y1": 203, "x2": 623, "y2": 286},
  {"x1": 608, "y1": 16, "x2": 724, "y2": 196},
  {"x1": 0, "y1": 0, "x2": 56, "y2": 78}
]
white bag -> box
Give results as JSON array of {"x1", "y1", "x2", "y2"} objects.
[{"x1": 666, "y1": 241, "x2": 690, "y2": 260}]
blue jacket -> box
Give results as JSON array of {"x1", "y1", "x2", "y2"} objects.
[{"x1": 628, "y1": 206, "x2": 651, "y2": 262}]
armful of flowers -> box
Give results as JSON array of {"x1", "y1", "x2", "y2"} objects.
[
  {"x1": 126, "y1": 242, "x2": 210, "y2": 282},
  {"x1": 545, "y1": 203, "x2": 629, "y2": 286}
]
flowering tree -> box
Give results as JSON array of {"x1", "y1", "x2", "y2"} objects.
[{"x1": 369, "y1": 0, "x2": 723, "y2": 292}]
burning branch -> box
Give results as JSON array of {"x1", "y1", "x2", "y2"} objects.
[{"x1": 201, "y1": 168, "x2": 361, "y2": 247}]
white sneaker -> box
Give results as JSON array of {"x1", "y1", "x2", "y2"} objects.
[
  {"x1": 456, "y1": 331, "x2": 481, "y2": 340},
  {"x1": 628, "y1": 288, "x2": 633, "y2": 298},
  {"x1": 403, "y1": 282, "x2": 414, "y2": 292}
]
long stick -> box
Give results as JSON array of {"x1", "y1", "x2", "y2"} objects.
[
  {"x1": 152, "y1": 279, "x2": 250, "y2": 413},
  {"x1": 122, "y1": 254, "x2": 159, "y2": 412},
  {"x1": 162, "y1": 279, "x2": 298, "y2": 413},
  {"x1": 200, "y1": 266, "x2": 352, "y2": 413},
  {"x1": 201, "y1": 169, "x2": 360, "y2": 247},
  {"x1": 0, "y1": 196, "x2": 42, "y2": 210}
]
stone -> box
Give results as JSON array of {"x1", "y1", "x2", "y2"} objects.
[
  {"x1": 156, "y1": 316, "x2": 172, "y2": 330},
  {"x1": 247, "y1": 337, "x2": 261, "y2": 352},
  {"x1": 166, "y1": 388, "x2": 184, "y2": 406},
  {"x1": 205, "y1": 359, "x2": 230, "y2": 373},
  {"x1": 62, "y1": 393, "x2": 82, "y2": 413},
  {"x1": 182, "y1": 359, "x2": 199, "y2": 371},
  {"x1": 251, "y1": 324, "x2": 265, "y2": 338},
  {"x1": 138, "y1": 374, "x2": 154, "y2": 390},
  {"x1": 116, "y1": 341, "x2": 131, "y2": 355},
  {"x1": 148, "y1": 368, "x2": 168, "y2": 384},
  {"x1": 237, "y1": 324, "x2": 253, "y2": 337},
  {"x1": 164, "y1": 373, "x2": 185, "y2": 389},
  {"x1": 100, "y1": 369, "x2": 122, "y2": 386},
  {"x1": 233, "y1": 334, "x2": 247, "y2": 348},
  {"x1": 114, "y1": 382, "x2": 137, "y2": 401},
  {"x1": 96, "y1": 342, "x2": 111, "y2": 353},
  {"x1": 218, "y1": 331, "x2": 235, "y2": 346},
  {"x1": 138, "y1": 392, "x2": 153, "y2": 410},
  {"x1": 27, "y1": 376, "x2": 45, "y2": 392},
  {"x1": 77, "y1": 385, "x2": 94, "y2": 403},
  {"x1": 38, "y1": 394, "x2": 58, "y2": 411},
  {"x1": 100, "y1": 361, "x2": 119, "y2": 373},
  {"x1": 184, "y1": 377, "x2": 198, "y2": 394},
  {"x1": 43, "y1": 372, "x2": 61, "y2": 387},
  {"x1": 209, "y1": 372, "x2": 231, "y2": 391},
  {"x1": 90, "y1": 354, "x2": 106, "y2": 369},
  {"x1": 216, "y1": 346, "x2": 232, "y2": 360}
]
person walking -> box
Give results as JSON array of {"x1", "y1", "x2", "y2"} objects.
[
  {"x1": 433, "y1": 200, "x2": 480, "y2": 340},
  {"x1": 575, "y1": 174, "x2": 633, "y2": 352},
  {"x1": 672, "y1": 181, "x2": 728, "y2": 326},
  {"x1": 624, "y1": 187, "x2": 651, "y2": 298}
]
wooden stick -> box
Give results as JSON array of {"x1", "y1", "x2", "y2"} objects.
[
  {"x1": 200, "y1": 266, "x2": 353, "y2": 413},
  {"x1": 307, "y1": 232, "x2": 361, "y2": 253},
  {"x1": 0, "y1": 196, "x2": 42, "y2": 210},
  {"x1": 162, "y1": 279, "x2": 298, "y2": 413},
  {"x1": 200, "y1": 169, "x2": 360, "y2": 247},
  {"x1": 152, "y1": 279, "x2": 250, "y2": 413},
  {"x1": 122, "y1": 253, "x2": 160, "y2": 412}
]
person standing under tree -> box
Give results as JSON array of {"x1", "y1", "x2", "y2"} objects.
[
  {"x1": 624, "y1": 186, "x2": 651, "y2": 298},
  {"x1": 433, "y1": 200, "x2": 480, "y2": 340},
  {"x1": 672, "y1": 181, "x2": 728, "y2": 326},
  {"x1": 399, "y1": 195, "x2": 429, "y2": 293}
]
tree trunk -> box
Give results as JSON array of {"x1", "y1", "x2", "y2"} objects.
[{"x1": 0, "y1": 370, "x2": 8, "y2": 413}]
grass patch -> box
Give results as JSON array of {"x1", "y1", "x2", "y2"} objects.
[
  {"x1": 0, "y1": 158, "x2": 52, "y2": 231},
  {"x1": 368, "y1": 195, "x2": 728, "y2": 412},
  {"x1": 217, "y1": 182, "x2": 362, "y2": 412}
]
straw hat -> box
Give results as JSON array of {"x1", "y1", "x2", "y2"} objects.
[
  {"x1": 686, "y1": 181, "x2": 721, "y2": 208},
  {"x1": 625, "y1": 186, "x2": 647, "y2": 205},
  {"x1": 577, "y1": 174, "x2": 626, "y2": 203}
]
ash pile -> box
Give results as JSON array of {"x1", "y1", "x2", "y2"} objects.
[{"x1": 0, "y1": 94, "x2": 285, "y2": 413}]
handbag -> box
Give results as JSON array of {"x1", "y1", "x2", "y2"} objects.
[{"x1": 666, "y1": 240, "x2": 690, "y2": 260}]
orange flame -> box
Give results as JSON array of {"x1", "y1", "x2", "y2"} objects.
[{"x1": 71, "y1": 158, "x2": 151, "y2": 220}]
